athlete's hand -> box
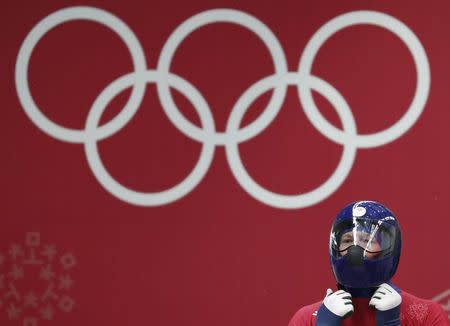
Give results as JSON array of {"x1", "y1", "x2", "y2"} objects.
[
  {"x1": 323, "y1": 289, "x2": 354, "y2": 317},
  {"x1": 316, "y1": 289, "x2": 353, "y2": 325},
  {"x1": 369, "y1": 283, "x2": 401, "y2": 326},
  {"x1": 369, "y1": 283, "x2": 402, "y2": 311}
]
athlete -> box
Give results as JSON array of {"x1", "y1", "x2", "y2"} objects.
[{"x1": 288, "y1": 201, "x2": 449, "y2": 325}]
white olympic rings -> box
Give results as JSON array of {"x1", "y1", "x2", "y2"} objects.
[{"x1": 15, "y1": 6, "x2": 430, "y2": 209}]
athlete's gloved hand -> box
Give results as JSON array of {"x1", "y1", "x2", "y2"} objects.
[
  {"x1": 316, "y1": 289, "x2": 353, "y2": 326},
  {"x1": 369, "y1": 283, "x2": 402, "y2": 326}
]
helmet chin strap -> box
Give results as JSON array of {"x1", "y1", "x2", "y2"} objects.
[{"x1": 338, "y1": 245, "x2": 387, "y2": 298}]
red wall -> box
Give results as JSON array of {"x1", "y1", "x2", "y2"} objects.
[{"x1": 2, "y1": 0, "x2": 449, "y2": 325}]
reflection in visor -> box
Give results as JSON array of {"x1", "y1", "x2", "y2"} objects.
[
  {"x1": 331, "y1": 218, "x2": 396, "y2": 260},
  {"x1": 339, "y1": 231, "x2": 382, "y2": 253}
]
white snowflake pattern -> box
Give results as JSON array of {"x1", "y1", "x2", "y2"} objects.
[
  {"x1": 58, "y1": 274, "x2": 74, "y2": 290},
  {"x1": 58, "y1": 295, "x2": 75, "y2": 313},
  {"x1": 41, "y1": 283, "x2": 59, "y2": 302},
  {"x1": 23, "y1": 291, "x2": 38, "y2": 308},
  {"x1": 6, "y1": 303, "x2": 22, "y2": 320},
  {"x1": 1, "y1": 233, "x2": 76, "y2": 325},
  {"x1": 23, "y1": 317, "x2": 38, "y2": 326},
  {"x1": 60, "y1": 253, "x2": 76, "y2": 270},
  {"x1": 40, "y1": 303, "x2": 54, "y2": 320},
  {"x1": 4, "y1": 282, "x2": 21, "y2": 301},
  {"x1": 23, "y1": 248, "x2": 43, "y2": 266},
  {"x1": 40, "y1": 264, "x2": 55, "y2": 281},
  {"x1": 9, "y1": 263, "x2": 24, "y2": 280},
  {"x1": 41, "y1": 245, "x2": 57, "y2": 261},
  {"x1": 9, "y1": 244, "x2": 24, "y2": 260},
  {"x1": 25, "y1": 232, "x2": 40, "y2": 247}
]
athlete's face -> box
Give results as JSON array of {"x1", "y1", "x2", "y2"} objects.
[{"x1": 339, "y1": 231, "x2": 381, "y2": 259}]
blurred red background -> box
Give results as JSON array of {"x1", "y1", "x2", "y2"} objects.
[{"x1": 1, "y1": 0, "x2": 449, "y2": 325}]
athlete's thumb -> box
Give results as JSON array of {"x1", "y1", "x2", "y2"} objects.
[{"x1": 326, "y1": 288, "x2": 333, "y2": 297}]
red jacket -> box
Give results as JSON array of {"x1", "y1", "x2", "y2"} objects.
[{"x1": 289, "y1": 291, "x2": 449, "y2": 325}]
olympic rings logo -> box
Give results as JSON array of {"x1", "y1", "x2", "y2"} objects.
[{"x1": 15, "y1": 7, "x2": 430, "y2": 209}]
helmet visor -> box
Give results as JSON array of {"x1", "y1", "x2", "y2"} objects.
[{"x1": 330, "y1": 218, "x2": 397, "y2": 260}]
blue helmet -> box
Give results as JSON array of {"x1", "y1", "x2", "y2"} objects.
[{"x1": 329, "y1": 201, "x2": 402, "y2": 288}]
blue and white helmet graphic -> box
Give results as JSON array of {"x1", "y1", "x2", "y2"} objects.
[{"x1": 329, "y1": 201, "x2": 402, "y2": 288}]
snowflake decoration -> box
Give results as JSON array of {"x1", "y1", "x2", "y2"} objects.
[
  {"x1": 0, "y1": 232, "x2": 76, "y2": 325},
  {"x1": 407, "y1": 302, "x2": 428, "y2": 322}
]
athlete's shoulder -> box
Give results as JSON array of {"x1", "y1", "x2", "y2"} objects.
[
  {"x1": 288, "y1": 301, "x2": 322, "y2": 326},
  {"x1": 400, "y1": 290, "x2": 450, "y2": 325}
]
